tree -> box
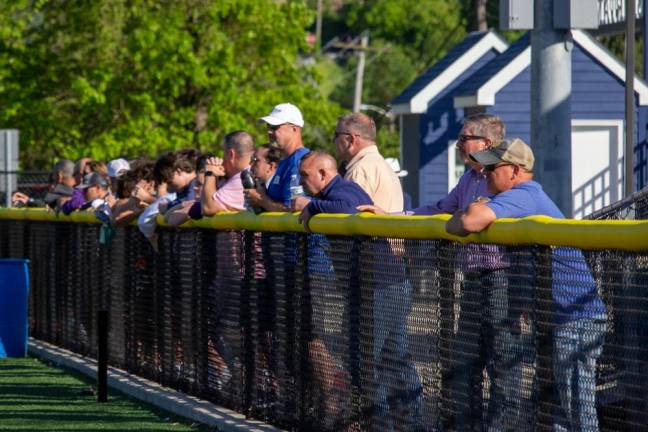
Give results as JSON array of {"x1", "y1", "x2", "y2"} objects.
[
  {"x1": 340, "y1": 0, "x2": 466, "y2": 70},
  {"x1": 0, "y1": 0, "x2": 342, "y2": 168}
]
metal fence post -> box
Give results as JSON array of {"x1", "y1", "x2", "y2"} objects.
[
  {"x1": 534, "y1": 246, "x2": 554, "y2": 430},
  {"x1": 97, "y1": 309, "x2": 108, "y2": 402}
]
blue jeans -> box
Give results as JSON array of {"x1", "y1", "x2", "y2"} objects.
[
  {"x1": 451, "y1": 270, "x2": 526, "y2": 432},
  {"x1": 553, "y1": 316, "x2": 606, "y2": 432},
  {"x1": 373, "y1": 281, "x2": 422, "y2": 430}
]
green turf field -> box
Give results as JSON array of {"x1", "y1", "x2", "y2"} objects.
[{"x1": 0, "y1": 356, "x2": 215, "y2": 431}]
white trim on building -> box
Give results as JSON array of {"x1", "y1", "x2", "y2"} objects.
[
  {"x1": 391, "y1": 32, "x2": 508, "y2": 114},
  {"x1": 453, "y1": 30, "x2": 648, "y2": 108}
]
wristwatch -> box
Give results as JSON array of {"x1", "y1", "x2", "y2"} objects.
[{"x1": 204, "y1": 171, "x2": 216, "y2": 177}]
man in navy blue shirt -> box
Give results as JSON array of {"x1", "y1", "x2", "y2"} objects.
[
  {"x1": 447, "y1": 138, "x2": 607, "y2": 432},
  {"x1": 297, "y1": 151, "x2": 422, "y2": 430},
  {"x1": 295, "y1": 150, "x2": 372, "y2": 230},
  {"x1": 245, "y1": 103, "x2": 310, "y2": 211}
]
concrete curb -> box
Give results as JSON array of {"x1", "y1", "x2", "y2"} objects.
[{"x1": 28, "y1": 338, "x2": 281, "y2": 432}]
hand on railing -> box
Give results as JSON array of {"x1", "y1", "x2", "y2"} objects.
[
  {"x1": 291, "y1": 196, "x2": 311, "y2": 212},
  {"x1": 298, "y1": 206, "x2": 313, "y2": 233},
  {"x1": 11, "y1": 192, "x2": 30, "y2": 207},
  {"x1": 356, "y1": 204, "x2": 387, "y2": 215}
]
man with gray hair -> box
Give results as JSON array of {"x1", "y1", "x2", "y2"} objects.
[
  {"x1": 43, "y1": 159, "x2": 77, "y2": 210},
  {"x1": 359, "y1": 113, "x2": 505, "y2": 216},
  {"x1": 332, "y1": 112, "x2": 404, "y2": 212},
  {"x1": 200, "y1": 130, "x2": 255, "y2": 215}
]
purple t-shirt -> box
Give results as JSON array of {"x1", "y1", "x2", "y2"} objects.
[
  {"x1": 410, "y1": 168, "x2": 489, "y2": 215},
  {"x1": 411, "y1": 167, "x2": 504, "y2": 271},
  {"x1": 61, "y1": 188, "x2": 86, "y2": 215}
]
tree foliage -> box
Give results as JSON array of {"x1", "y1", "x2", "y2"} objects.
[
  {"x1": 340, "y1": 0, "x2": 465, "y2": 70},
  {"x1": 0, "y1": 0, "x2": 342, "y2": 168},
  {"x1": 318, "y1": 0, "x2": 465, "y2": 159}
]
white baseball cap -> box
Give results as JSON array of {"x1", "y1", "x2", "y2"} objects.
[
  {"x1": 107, "y1": 158, "x2": 131, "y2": 178},
  {"x1": 260, "y1": 103, "x2": 304, "y2": 128},
  {"x1": 385, "y1": 157, "x2": 408, "y2": 177}
]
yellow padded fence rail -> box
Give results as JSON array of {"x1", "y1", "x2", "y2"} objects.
[{"x1": 1, "y1": 207, "x2": 648, "y2": 251}]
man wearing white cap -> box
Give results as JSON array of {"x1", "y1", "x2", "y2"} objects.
[
  {"x1": 107, "y1": 158, "x2": 131, "y2": 178},
  {"x1": 245, "y1": 103, "x2": 310, "y2": 212}
]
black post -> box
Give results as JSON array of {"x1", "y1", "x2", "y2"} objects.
[
  {"x1": 534, "y1": 246, "x2": 554, "y2": 431},
  {"x1": 97, "y1": 309, "x2": 108, "y2": 402}
]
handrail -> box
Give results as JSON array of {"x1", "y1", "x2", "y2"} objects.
[{"x1": 1, "y1": 207, "x2": 648, "y2": 251}]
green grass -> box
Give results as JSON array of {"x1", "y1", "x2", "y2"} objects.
[{"x1": 0, "y1": 356, "x2": 216, "y2": 431}]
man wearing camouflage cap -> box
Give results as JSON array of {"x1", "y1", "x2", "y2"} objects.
[{"x1": 447, "y1": 138, "x2": 607, "y2": 432}]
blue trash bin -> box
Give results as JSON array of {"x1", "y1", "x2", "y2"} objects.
[{"x1": 0, "y1": 259, "x2": 30, "y2": 358}]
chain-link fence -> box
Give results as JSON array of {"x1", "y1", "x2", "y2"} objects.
[
  {"x1": 1, "y1": 218, "x2": 647, "y2": 431},
  {"x1": 587, "y1": 186, "x2": 648, "y2": 220},
  {"x1": 0, "y1": 171, "x2": 50, "y2": 207}
]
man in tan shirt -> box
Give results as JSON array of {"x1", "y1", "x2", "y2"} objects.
[{"x1": 334, "y1": 113, "x2": 404, "y2": 212}]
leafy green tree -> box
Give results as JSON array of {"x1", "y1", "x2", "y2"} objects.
[
  {"x1": 0, "y1": 0, "x2": 342, "y2": 168},
  {"x1": 341, "y1": 0, "x2": 465, "y2": 70},
  {"x1": 316, "y1": 0, "x2": 466, "y2": 158}
]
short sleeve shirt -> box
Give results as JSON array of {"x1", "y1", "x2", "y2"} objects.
[
  {"x1": 485, "y1": 181, "x2": 605, "y2": 323},
  {"x1": 211, "y1": 171, "x2": 246, "y2": 211},
  {"x1": 266, "y1": 147, "x2": 310, "y2": 206}
]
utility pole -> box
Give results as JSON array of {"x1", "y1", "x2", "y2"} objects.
[
  {"x1": 475, "y1": 0, "x2": 488, "y2": 31},
  {"x1": 327, "y1": 32, "x2": 374, "y2": 112},
  {"x1": 315, "y1": 0, "x2": 323, "y2": 54},
  {"x1": 353, "y1": 33, "x2": 369, "y2": 113},
  {"x1": 531, "y1": 0, "x2": 573, "y2": 216}
]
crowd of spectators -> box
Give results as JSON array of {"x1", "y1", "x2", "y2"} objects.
[{"x1": 8, "y1": 104, "x2": 607, "y2": 432}]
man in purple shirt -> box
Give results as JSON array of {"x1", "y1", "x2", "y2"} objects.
[
  {"x1": 359, "y1": 113, "x2": 504, "y2": 216},
  {"x1": 61, "y1": 172, "x2": 111, "y2": 215},
  {"x1": 357, "y1": 114, "x2": 509, "y2": 429}
]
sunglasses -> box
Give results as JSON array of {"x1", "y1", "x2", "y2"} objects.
[
  {"x1": 333, "y1": 131, "x2": 354, "y2": 140},
  {"x1": 457, "y1": 134, "x2": 488, "y2": 143},
  {"x1": 268, "y1": 124, "x2": 284, "y2": 131},
  {"x1": 484, "y1": 163, "x2": 514, "y2": 172}
]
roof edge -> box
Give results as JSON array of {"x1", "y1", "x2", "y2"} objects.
[{"x1": 391, "y1": 30, "x2": 508, "y2": 114}]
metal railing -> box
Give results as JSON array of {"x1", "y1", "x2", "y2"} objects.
[{"x1": 1, "y1": 209, "x2": 648, "y2": 431}]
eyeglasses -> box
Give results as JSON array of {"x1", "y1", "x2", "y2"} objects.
[
  {"x1": 458, "y1": 134, "x2": 488, "y2": 143},
  {"x1": 484, "y1": 163, "x2": 514, "y2": 172},
  {"x1": 250, "y1": 156, "x2": 259, "y2": 164},
  {"x1": 333, "y1": 131, "x2": 354, "y2": 140},
  {"x1": 268, "y1": 124, "x2": 284, "y2": 131}
]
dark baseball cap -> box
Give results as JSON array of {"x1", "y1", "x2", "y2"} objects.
[{"x1": 78, "y1": 172, "x2": 109, "y2": 189}]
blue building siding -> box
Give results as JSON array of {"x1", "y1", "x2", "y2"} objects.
[
  {"x1": 455, "y1": 33, "x2": 530, "y2": 98},
  {"x1": 417, "y1": 48, "x2": 501, "y2": 206},
  {"x1": 393, "y1": 32, "x2": 495, "y2": 105},
  {"x1": 485, "y1": 67, "x2": 532, "y2": 145},
  {"x1": 405, "y1": 30, "x2": 648, "y2": 210},
  {"x1": 486, "y1": 42, "x2": 645, "y2": 192}
]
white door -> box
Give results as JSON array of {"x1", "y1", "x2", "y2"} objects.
[
  {"x1": 447, "y1": 140, "x2": 465, "y2": 192},
  {"x1": 571, "y1": 120, "x2": 624, "y2": 219}
]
